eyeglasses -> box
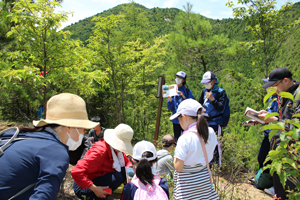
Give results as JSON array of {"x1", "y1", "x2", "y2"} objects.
[{"x1": 273, "y1": 80, "x2": 283, "y2": 87}]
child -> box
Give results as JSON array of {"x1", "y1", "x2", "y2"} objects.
[
  {"x1": 122, "y1": 140, "x2": 169, "y2": 200},
  {"x1": 167, "y1": 71, "x2": 194, "y2": 141},
  {"x1": 170, "y1": 99, "x2": 219, "y2": 200}
]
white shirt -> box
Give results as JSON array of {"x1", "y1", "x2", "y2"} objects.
[{"x1": 174, "y1": 124, "x2": 217, "y2": 166}]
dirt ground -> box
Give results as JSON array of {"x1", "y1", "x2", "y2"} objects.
[
  {"x1": 60, "y1": 166, "x2": 273, "y2": 200},
  {"x1": 1, "y1": 122, "x2": 273, "y2": 200}
]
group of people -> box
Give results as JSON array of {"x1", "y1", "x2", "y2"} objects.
[
  {"x1": 0, "y1": 67, "x2": 298, "y2": 200},
  {"x1": 168, "y1": 70, "x2": 229, "y2": 166},
  {"x1": 0, "y1": 90, "x2": 220, "y2": 200}
]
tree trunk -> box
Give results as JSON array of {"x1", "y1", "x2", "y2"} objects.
[
  {"x1": 201, "y1": 55, "x2": 207, "y2": 72},
  {"x1": 43, "y1": 29, "x2": 47, "y2": 115}
]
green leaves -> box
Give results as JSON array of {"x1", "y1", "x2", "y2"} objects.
[
  {"x1": 279, "y1": 92, "x2": 294, "y2": 101},
  {"x1": 264, "y1": 112, "x2": 279, "y2": 120},
  {"x1": 293, "y1": 113, "x2": 300, "y2": 118},
  {"x1": 167, "y1": 4, "x2": 245, "y2": 74},
  {"x1": 260, "y1": 84, "x2": 300, "y2": 197},
  {"x1": 259, "y1": 122, "x2": 285, "y2": 132},
  {"x1": 263, "y1": 87, "x2": 277, "y2": 103},
  {"x1": 228, "y1": 0, "x2": 296, "y2": 77}
]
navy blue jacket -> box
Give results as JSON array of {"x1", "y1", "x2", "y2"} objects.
[
  {"x1": 199, "y1": 87, "x2": 228, "y2": 126},
  {"x1": 122, "y1": 178, "x2": 169, "y2": 200},
  {"x1": 167, "y1": 85, "x2": 194, "y2": 124},
  {"x1": 0, "y1": 128, "x2": 69, "y2": 200}
]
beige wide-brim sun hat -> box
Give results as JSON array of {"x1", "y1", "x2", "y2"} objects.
[
  {"x1": 104, "y1": 123, "x2": 134, "y2": 154},
  {"x1": 33, "y1": 93, "x2": 99, "y2": 129}
]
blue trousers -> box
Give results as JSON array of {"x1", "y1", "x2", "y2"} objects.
[{"x1": 73, "y1": 171, "x2": 124, "y2": 200}]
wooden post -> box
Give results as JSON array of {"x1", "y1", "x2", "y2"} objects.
[{"x1": 154, "y1": 74, "x2": 165, "y2": 147}]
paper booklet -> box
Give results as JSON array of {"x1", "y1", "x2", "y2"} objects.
[
  {"x1": 242, "y1": 120, "x2": 261, "y2": 126},
  {"x1": 162, "y1": 84, "x2": 178, "y2": 98},
  {"x1": 244, "y1": 107, "x2": 266, "y2": 124}
]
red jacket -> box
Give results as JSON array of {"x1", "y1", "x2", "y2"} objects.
[{"x1": 71, "y1": 140, "x2": 132, "y2": 189}]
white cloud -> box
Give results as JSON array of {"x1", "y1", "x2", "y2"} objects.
[{"x1": 162, "y1": 0, "x2": 179, "y2": 8}]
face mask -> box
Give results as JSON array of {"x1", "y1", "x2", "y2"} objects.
[
  {"x1": 175, "y1": 77, "x2": 182, "y2": 85},
  {"x1": 204, "y1": 82, "x2": 213, "y2": 90},
  {"x1": 66, "y1": 128, "x2": 83, "y2": 151}
]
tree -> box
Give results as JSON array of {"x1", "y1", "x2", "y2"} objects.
[
  {"x1": 260, "y1": 88, "x2": 300, "y2": 199},
  {"x1": 0, "y1": 0, "x2": 16, "y2": 50},
  {"x1": 167, "y1": 3, "x2": 244, "y2": 75},
  {"x1": 88, "y1": 13, "x2": 166, "y2": 129},
  {"x1": 227, "y1": 0, "x2": 300, "y2": 77},
  {"x1": 0, "y1": 0, "x2": 104, "y2": 120}
]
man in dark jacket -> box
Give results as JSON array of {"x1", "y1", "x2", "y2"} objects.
[{"x1": 259, "y1": 67, "x2": 300, "y2": 200}]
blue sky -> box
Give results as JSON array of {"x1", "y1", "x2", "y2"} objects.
[{"x1": 58, "y1": 0, "x2": 295, "y2": 28}]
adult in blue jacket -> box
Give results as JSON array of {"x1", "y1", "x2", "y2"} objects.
[
  {"x1": 167, "y1": 71, "x2": 194, "y2": 141},
  {"x1": 199, "y1": 71, "x2": 228, "y2": 165},
  {"x1": 0, "y1": 93, "x2": 98, "y2": 200}
]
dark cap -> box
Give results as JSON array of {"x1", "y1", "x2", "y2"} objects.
[
  {"x1": 162, "y1": 134, "x2": 176, "y2": 147},
  {"x1": 262, "y1": 68, "x2": 292, "y2": 88}
]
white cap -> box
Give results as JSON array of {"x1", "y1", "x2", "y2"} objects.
[
  {"x1": 176, "y1": 71, "x2": 186, "y2": 79},
  {"x1": 132, "y1": 140, "x2": 157, "y2": 161},
  {"x1": 169, "y1": 99, "x2": 202, "y2": 120}
]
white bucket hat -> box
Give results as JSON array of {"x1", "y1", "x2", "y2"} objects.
[
  {"x1": 169, "y1": 99, "x2": 203, "y2": 120},
  {"x1": 33, "y1": 93, "x2": 98, "y2": 129},
  {"x1": 132, "y1": 140, "x2": 157, "y2": 161},
  {"x1": 104, "y1": 124, "x2": 134, "y2": 154}
]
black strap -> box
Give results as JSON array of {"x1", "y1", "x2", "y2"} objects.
[{"x1": 185, "y1": 88, "x2": 189, "y2": 98}]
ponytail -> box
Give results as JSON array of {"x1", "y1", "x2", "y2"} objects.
[
  {"x1": 197, "y1": 108, "x2": 209, "y2": 143},
  {"x1": 134, "y1": 151, "x2": 157, "y2": 186}
]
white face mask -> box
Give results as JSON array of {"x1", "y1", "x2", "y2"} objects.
[
  {"x1": 66, "y1": 128, "x2": 83, "y2": 151},
  {"x1": 204, "y1": 82, "x2": 213, "y2": 90},
  {"x1": 175, "y1": 77, "x2": 182, "y2": 85}
]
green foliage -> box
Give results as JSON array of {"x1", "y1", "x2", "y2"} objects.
[
  {"x1": 0, "y1": 3, "x2": 300, "y2": 196},
  {"x1": 0, "y1": 0, "x2": 105, "y2": 120},
  {"x1": 167, "y1": 3, "x2": 245, "y2": 74},
  {"x1": 86, "y1": 12, "x2": 167, "y2": 142},
  {"x1": 0, "y1": 0, "x2": 16, "y2": 50},
  {"x1": 227, "y1": 0, "x2": 300, "y2": 77},
  {"x1": 261, "y1": 91, "x2": 300, "y2": 199}
]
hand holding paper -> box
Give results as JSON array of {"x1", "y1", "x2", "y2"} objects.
[{"x1": 162, "y1": 84, "x2": 178, "y2": 98}]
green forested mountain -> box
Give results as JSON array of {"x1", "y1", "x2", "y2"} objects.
[{"x1": 63, "y1": 3, "x2": 180, "y2": 45}]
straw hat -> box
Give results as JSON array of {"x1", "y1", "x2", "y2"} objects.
[
  {"x1": 104, "y1": 124, "x2": 134, "y2": 154},
  {"x1": 132, "y1": 140, "x2": 157, "y2": 161},
  {"x1": 33, "y1": 93, "x2": 98, "y2": 129}
]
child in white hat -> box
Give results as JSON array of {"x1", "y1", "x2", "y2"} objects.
[
  {"x1": 170, "y1": 99, "x2": 219, "y2": 200},
  {"x1": 122, "y1": 140, "x2": 169, "y2": 200}
]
